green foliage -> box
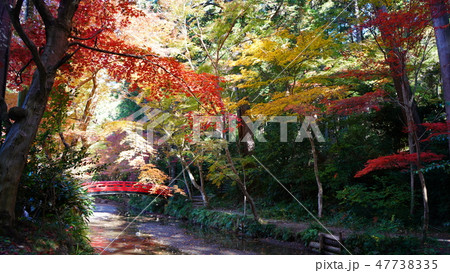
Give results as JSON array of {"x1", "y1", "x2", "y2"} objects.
[
  {"x1": 164, "y1": 196, "x2": 301, "y2": 242},
  {"x1": 128, "y1": 195, "x2": 168, "y2": 214},
  {"x1": 14, "y1": 86, "x2": 94, "y2": 254},
  {"x1": 18, "y1": 162, "x2": 94, "y2": 254},
  {"x1": 300, "y1": 223, "x2": 326, "y2": 245},
  {"x1": 164, "y1": 195, "x2": 194, "y2": 219},
  {"x1": 344, "y1": 234, "x2": 435, "y2": 255},
  {"x1": 114, "y1": 97, "x2": 141, "y2": 120},
  {"x1": 336, "y1": 180, "x2": 409, "y2": 221},
  {"x1": 259, "y1": 201, "x2": 310, "y2": 222}
]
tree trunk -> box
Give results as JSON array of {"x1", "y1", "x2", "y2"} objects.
[
  {"x1": 354, "y1": 0, "x2": 363, "y2": 42},
  {"x1": 408, "y1": 134, "x2": 415, "y2": 216},
  {"x1": 237, "y1": 101, "x2": 254, "y2": 156},
  {"x1": 78, "y1": 72, "x2": 98, "y2": 146},
  {"x1": 391, "y1": 67, "x2": 423, "y2": 132},
  {"x1": 409, "y1": 164, "x2": 415, "y2": 216},
  {"x1": 180, "y1": 156, "x2": 208, "y2": 206},
  {"x1": 224, "y1": 145, "x2": 261, "y2": 222},
  {"x1": 196, "y1": 161, "x2": 209, "y2": 207},
  {"x1": 169, "y1": 156, "x2": 177, "y2": 181},
  {"x1": 418, "y1": 170, "x2": 429, "y2": 241},
  {"x1": 0, "y1": 0, "x2": 12, "y2": 144},
  {"x1": 402, "y1": 75, "x2": 429, "y2": 241},
  {"x1": 0, "y1": 0, "x2": 12, "y2": 100},
  {"x1": 309, "y1": 137, "x2": 323, "y2": 218},
  {"x1": 377, "y1": 6, "x2": 423, "y2": 133},
  {"x1": 378, "y1": 2, "x2": 430, "y2": 237},
  {"x1": 0, "y1": 0, "x2": 80, "y2": 231},
  {"x1": 181, "y1": 167, "x2": 192, "y2": 200},
  {"x1": 429, "y1": 0, "x2": 450, "y2": 153}
]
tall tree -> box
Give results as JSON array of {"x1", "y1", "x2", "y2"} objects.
[
  {"x1": 0, "y1": 0, "x2": 224, "y2": 232},
  {"x1": 0, "y1": 0, "x2": 11, "y2": 100},
  {"x1": 356, "y1": 2, "x2": 434, "y2": 239},
  {"x1": 0, "y1": 0, "x2": 12, "y2": 144},
  {"x1": 0, "y1": 0, "x2": 81, "y2": 232},
  {"x1": 428, "y1": 0, "x2": 450, "y2": 152},
  {"x1": 230, "y1": 25, "x2": 337, "y2": 217},
  {"x1": 180, "y1": 0, "x2": 263, "y2": 221}
]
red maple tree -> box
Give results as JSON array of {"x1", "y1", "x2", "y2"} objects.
[
  {"x1": 421, "y1": 122, "x2": 450, "y2": 142},
  {"x1": 0, "y1": 0, "x2": 225, "y2": 230},
  {"x1": 326, "y1": 89, "x2": 388, "y2": 116},
  {"x1": 354, "y1": 152, "x2": 445, "y2": 178}
]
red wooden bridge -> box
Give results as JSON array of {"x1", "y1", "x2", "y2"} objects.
[{"x1": 82, "y1": 181, "x2": 172, "y2": 196}]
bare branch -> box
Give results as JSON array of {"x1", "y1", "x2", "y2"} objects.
[
  {"x1": 270, "y1": 0, "x2": 284, "y2": 20},
  {"x1": 70, "y1": 70, "x2": 99, "y2": 94},
  {"x1": 15, "y1": 58, "x2": 33, "y2": 85}
]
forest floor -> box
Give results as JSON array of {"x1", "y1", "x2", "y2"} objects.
[{"x1": 0, "y1": 222, "x2": 75, "y2": 254}]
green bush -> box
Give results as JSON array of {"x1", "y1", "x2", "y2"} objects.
[
  {"x1": 17, "y1": 157, "x2": 94, "y2": 254},
  {"x1": 345, "y1": 234, "x2": 427, "y2": 254},
  {"x1": 14, "y1": 90, "x2": 94, "y2": 254},
  {"x1": 300, "y1": 223, "x2": 326, "y2": 245},
  {"x1": 128, "y1": 195, "x2": 168, "y2": 214},
  {"x1": 164, "y1": 196, "x2": 301, "y2": 242}
]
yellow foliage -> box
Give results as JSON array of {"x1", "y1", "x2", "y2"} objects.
[
  {"x1": 228, "y1": 28, "x2": 335, "y2": 88},
  {"x1": 248, "y1": 85, "x2": 347, "y2": 117},
  {"x1": 223, "y1": 97, "x2": 249, "y2": 112},
  {"x1": 139, "y1": 164, "x2": 169, "y2": 184}
]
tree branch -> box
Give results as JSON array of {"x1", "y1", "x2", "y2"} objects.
[
  {"x1": 69, "y1": 29, "x2": 104, "y2": 40},
  {"x1": 7, "y1": 0, "x2": 47, "y2": 84},
  {"x1": 270, "y1": 0, "x2": 284, "y2": 20},
  {"x1": 32, "y1": 0, "x2": 55, "y2": 27},
  {"x1": 59, "y1": 132, "x2": 70, "y2": 150},
  {"x1": 68, "y1": 42, "x2": 214, "y2": 113},
  {"x1": 216, "y1": 10, "x2": 246, "y2": 62},
  {"x1": 194, "y1": 19, "x2": 218, "y2": 73},
  {"x1": 15, "y1": 58, "x2": 33, "y2": 85},
  {"x1": 56, "y1": 0, "x2": 81, "y2": 33},
  {"x1": 53, "y1": 46, "x2": 80, "y2": 70}
]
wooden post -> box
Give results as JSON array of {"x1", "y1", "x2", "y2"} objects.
[{"x1": 319, "y1": 233, "x2": 324, "y2": 254}]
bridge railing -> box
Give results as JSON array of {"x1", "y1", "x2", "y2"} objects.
[{"x1": 81, "y1": 181, "x2": 170, "y2": 196}]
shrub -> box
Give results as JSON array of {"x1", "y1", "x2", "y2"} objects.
[{"x1": 345, "y1": 233, "x2": 425, "y2": 254}]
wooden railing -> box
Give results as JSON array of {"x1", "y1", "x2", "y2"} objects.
[
  {"x1": 309, "y1": 232, "x2": 343, "y2": 255},
  {"x1": 81, "y1": 181, "x2": 170, "y2": 196}
]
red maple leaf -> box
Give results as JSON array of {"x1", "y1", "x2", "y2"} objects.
[{"x1": 354, "y1": 151, "x2": 445, "y2": 178}]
